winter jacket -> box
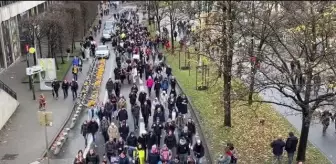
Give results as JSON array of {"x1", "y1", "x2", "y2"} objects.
[
  {"x1": 61, "y1": 81, "x2": 69, "y2": 90},
  {"x1": 80, "y1": 123, "x2": 88, "y2": 136},
  {"x1": 131, "y1": 105, "x2": 140, "y2": 118},
  {"x1": 101, "y1": 118, "x2": 110, "y2": 132},
  {"x1": 193, "y1": 143, "x2": 205, "y2": 158},
  {"x1": 166, "y1": 67, "x2": 172, "y2": 75},
  {"x1": 51, "y1": 81, "x2": 60, "y2": 90},
  {"x1": 119, "y1": 124, "x2": 130, "y2": 140},
  {"x1": 104, "y1": 102, "x2": 113, "y2": 113},
  {"x1": 129, "y1": 93, "x2": 137, "y2": 105},
  {"x1": 146, "y1": 78, "x2": 154, "y2": 88},
  {"x1": 126, "y1": 135, "x2": 138, "y2": 147},
  {"x1": 154, "y1": 81, "x2": 161, "y2": 91},
  {"x1": 271, "y1": 139, "x2": 286, "y2": 156},
  {"x1": 187, "y1": 121, "x2": 196, "y2": 135},
  {"x1": 152, "y1": 123, "x2": 163, "y2": 136},
  {"x1": 147, "y1": 134, "x2": 157, "y2": 148},
  {"x1": 87, "y1": 120, "x2": 99, "y2": 134},
  {"x1": 85, "y1": 152, "x2": 99, "y2": 164},
  {"x1": 118, "y1": 99, "x2": 127, "y2": 109},
  {"x1": 164, "y1": 135, "x2": 177, "y2": 149},
  {"x1": 118, "y1": 156, "x2": 130, "y2": 164},
  {"x1": 71, "y1": 81, "x2": 78, "y2": 91},
  {"x1": 117, "y1": 109, "x2": 128, "y2": 122},
  {"x1": 106, "y1": 80, "x2": 114, "y2": 91},
  {"x1": 161, "y1": 79, "x2": 169, "y2": 90},
  {"x1": 170, "y1": 79, "x2": 176, "y2": 89},
  {"x1": 153, "y1": 111, "x2": 165, "y2": 123},
  {"x1": 138, "y1": 135, "x2": 148, "y2": 149},
  {"x1": 141, "y1": 104, "x2": 151, "y2": 118},
  {"x1": 148, "y1": 152, "x2": 160, "y2": 164},
  {"x1": 179, "y1": 101, "x2": 188, "y2": 114},
  {"x1": 177, "y1": 142, "x2": 190, "y2": 155},
  {"x1": 164, "y1": 123, "x2": 176, "y2": 134},
  {"x1": 138, "y1": 92, "x2": 147, "y2": 104},
  {"x1": 73, "y1": 155, "x2": 85, "y2": 164},
  {"x1": 108, "y1": 124, "x2": 120, "y2": 140},
  {"x1": 285, "y1": 136, "x2": 298, "y2": 153},
  {"x1": 160, "y1": 147, "x2": 172, "y2": 161},
  {"x1": 105, "y1": 141, "x2": 117, "y2": 155}
]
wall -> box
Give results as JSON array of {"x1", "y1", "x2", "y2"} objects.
[
  {"x1": 0, "y1": 1, "x2": 45, "y2": 22},
  {"x1": 0, "y1": 89, "x2": 19, "y2": 130}
]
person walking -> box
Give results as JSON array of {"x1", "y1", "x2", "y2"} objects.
[
  {"x1": 119, "y1": 120, "x2": 130, "y2": 141},
  {"x1": 177, "y1": 137, "x2": 190, "y2": 164},
  {"x1": 107, "y1": 122, "x2": 120, "y2": 141},
  {"x1": 61, "y1": 79, "x2": 69, "y2": 99},
  {"x1": 80, "y1": 120, "x2": 89, "y2": 146},
  {"x1": 105, "y1": 138, "x2": 117, "y2": 163},
  {"x1": 71, "y1": 79, "x2": 79, "y2": 100},
  {"x1": 141, "y1": 101, "x2": 151, "y2": 129},
  {"x1": 131, "y1": 103, "x2": 140, "y2": 130},
  {"x1": 271, "y1": 135, "x2": 286, "y2": 164},
  {"x1": 86, "y1": 149, "x2": 100, "y2": 164},
  {"x1": 154, "y1": 80, "x2": 161, "y2": 98},
  {"x1": 146, "y1": 76, "x2": 154, "y2": 96},
  {"x1": 101, "y1": 116, "x2": 110, "y2": 143},
  {"x1": 74, "y1": 150, "x2": 85, "y2": 164},
  {"x1": 106, "y1": 78, "x2": 114, "y2": 98},
  {"x1": 193, "y1": 140, "x2": 205, "y2": 164},
  {"x1": 51, "y1": 79, "x2": 60, "y2": 99},
  {"x1": 285, "y1": 132, "x2": 298, "y2": 164},
  {"x1": 117, "y1": 107, "x2": 128, "y2": 124},
  {"x1": 88, "y1": 119, "x2": 99, "y2": 147},
  {"x1": 72, "y1": 65, "x2": 79, "y2": 81}
]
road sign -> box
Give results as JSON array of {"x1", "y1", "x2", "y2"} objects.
[
  {"x1": 29, "y1": 47, "x2": 36, "y2": 54},
  {"x1": 26, "y1": 65, "x2": 42, "y2": 75},
  {"x1": 38, "y1": 111, "x2": 53, "y2": 126}
]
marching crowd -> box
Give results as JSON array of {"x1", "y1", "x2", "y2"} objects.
[{"x1": 73, "y1": 6, "x2": 208, "y2": 164}]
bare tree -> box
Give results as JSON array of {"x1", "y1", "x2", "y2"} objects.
[
  {"x1": 251, "y1": 2, "x2": 336, "y2": 162},
  {"x1": 50, "y1": 2, "x2": 80, "y2": 53},
  {"x1": 21, "y1": 14, "x2": 49, "y2": 59},
  {"x1": 151, "y1": 1, "x2": 167, "y2": 33},
  {"x1": 77, "y1": 1, "x2": 99, "y2": 37}
]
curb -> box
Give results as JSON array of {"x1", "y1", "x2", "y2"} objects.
[
  {"x1": 39, "y1": 58, "x2": 98, "y2": 159},
  {"x1": 165, "y1": 63, "x2": 214, "y2": 164}
]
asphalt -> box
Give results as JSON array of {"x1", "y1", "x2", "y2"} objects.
[{"x1": 48, "y1": 4, "x2": 208, "y2": 163}]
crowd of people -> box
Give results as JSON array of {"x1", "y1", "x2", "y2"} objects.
[{"x1": 73, "y1": 4, "x2": 207, "y2": 164}]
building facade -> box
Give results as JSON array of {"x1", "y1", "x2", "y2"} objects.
[{"x1": 0, "y1": 1, "x2": 53, "y2": 70}]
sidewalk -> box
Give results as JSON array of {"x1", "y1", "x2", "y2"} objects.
[{"x1": 0, "y1": 52, "x2": 91, "y2": 163}]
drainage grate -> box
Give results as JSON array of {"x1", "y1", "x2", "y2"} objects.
[{"x1": 1, "y1": 154, "x2": 18, "y2": 160}]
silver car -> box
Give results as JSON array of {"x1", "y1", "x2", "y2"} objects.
[
  {"x1": 95, "y1": 45, "x2": 110, "y2": 59},
  {"x1": 102, "y1": 30, "x2": 112, "y2": 40}
]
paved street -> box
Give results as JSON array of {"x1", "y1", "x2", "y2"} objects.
[
  {"x1": 0, "y1": 42, "x2": 91, "y2": 163},
  {"x1": 47, "y1": 4, "x2": 209, "y2": 163}
]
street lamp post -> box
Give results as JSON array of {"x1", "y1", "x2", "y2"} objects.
[{"x1": 29, "y1": 47, "x2": 37, "y2": 100}]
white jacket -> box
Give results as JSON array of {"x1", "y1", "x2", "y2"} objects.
[{"x1": 160, "y1": 93, "x2": 168, "y2": 104}]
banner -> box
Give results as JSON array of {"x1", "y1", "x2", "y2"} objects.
[{"x1": 38, "y1": 58, "x2": 56, "y2": 82}]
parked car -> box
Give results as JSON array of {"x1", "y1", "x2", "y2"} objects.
[{"x1": 95, "y1": 45, "x2": 110, "y2": 59}]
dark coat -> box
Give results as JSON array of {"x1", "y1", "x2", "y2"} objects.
[
  {"x1": 177, "y1": 142, "x2": 190, "y2": 155},
  {"x1": 141, "y1": 104, "x2": 151, "y2": 118},
  {"x1": 131, "y1": 105, "x2": 140, "y2": 117},
  {"x1": 126, "y1": 135, "x2": 138, "y2": 147},
  {"x1": 285, "y1": 136, "x2": 298, "y2": 153},
  {"x1": 71, "y1": 81, "x2": 78, "y2": 91},
  {"x1": 153, "y1": 111, "x2": 165, "y2": 123},
  {"x1": 187, "y1": 121, "x2": 196, "y2": 135},
  {"x1": 193, "y1": 143, "x2": 205, "y2": 158},
  {"x1": 138, "y1": 92, "x2": 147, "y2": 104},
  {"x1": 147, "y1": 134, "x2": 157, "y2": 148},
  {"x1": 119, "y1": 125, "x2": 130, "y2": 140},
  {"x1": 117, "y1": 110, "x2": 128, "y2": 122},
  {"x1": 271, "y1": 139, "x2": 286, "y2": 156},
  {"x1": 61, "y1": 82, "x2": 69, "y2": 90},
  {"x1": 164, "y1": 134, "x2": 177, "y2": 149},
  {"x1": 51, "y1": 81, "x2": 60, "y2": 90},
  {"x1": 85, "y1": 152, "x2": 100, "y2": 164},
  {"x1": 87, "y1": 121, "x2": 99, "y2": 134},
  {"x1": 106, "y1": 80, "x2": 114, "y2": 91},
  {"x1": 148, "y1": 152, "x2": 160, "y2": 164}
]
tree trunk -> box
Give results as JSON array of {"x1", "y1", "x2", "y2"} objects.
[
  {"x1": 60, "y1": 40, "x2": 64, "y2": 64},
  {"x1": 169, "y1": 13, "x2": 175, "y2": 54},
  {"x1": 296, "y1": 110, "x2": 312, "y2": 162},
  {"x1": 37, "y1": 39, "x2": 43, "y2": 58},
  {"x1": 47, "y1": 35, "x2": 51, "y2": 58},
  {"x1": 83, "y1": 19, "x2": 87, "y2": 37},
  {"x1": 148, "y1": 1, "x2": 151, "y2": 25},
  {"x1": 223, "y1": 2, "x2": 234, "y2": 127},
  {"x1": 52, "y1": 47, "x2": 59, "y2": 70}
]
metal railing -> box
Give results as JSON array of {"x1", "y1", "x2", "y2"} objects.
[{"x1": 0, "y1": 80, "x2": 17, "y2": 100}]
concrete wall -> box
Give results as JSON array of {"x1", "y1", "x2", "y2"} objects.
[
  {"x1": 0, "y1": 1, "x2": 45, "y2": 22},
  {"x1": 0, "y1": 89, "x2": 19, "y2": 130}
]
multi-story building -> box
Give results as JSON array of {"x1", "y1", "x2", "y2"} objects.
[{"x1": 0, "y1": 1, "x2": 52, "y2": 70}]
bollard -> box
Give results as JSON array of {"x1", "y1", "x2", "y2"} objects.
[
  {"x1": 65, "y1": 128, "x2": 70, "y2": 134},
  {"x1": 70, "y1": 117, "x2": 76, "y2": 129},
  {"x1": 63, "y1": 132, "x2": 68, "y2": 140},
  {"x1": 53, "y1": 142, "x2": 62, "y2": 155}
]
